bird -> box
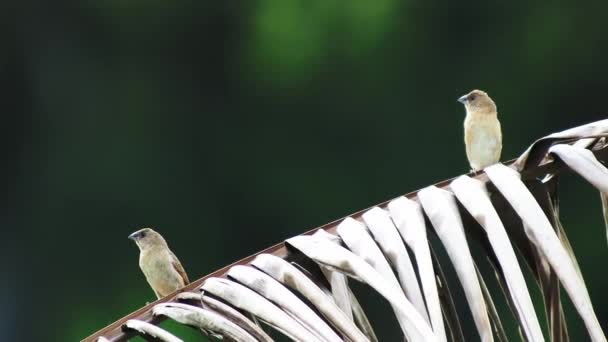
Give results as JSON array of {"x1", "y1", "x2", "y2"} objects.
[
  {"x1": 458, "y1": 89, "x2": 502, "y2": 171},
  {"x1": 128, "y1": 228, "x2": 189, "y2": 299}
]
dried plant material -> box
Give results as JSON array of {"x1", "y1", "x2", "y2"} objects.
[
  {"x1": 312, "y1": 230, "x2": 355, "y2": 322},
  {"x1": 323, "y1": 268, "x2": 353, "y2": 318},
  {"x1": 514, "y1": 119, "x2": 608, "y2": 171},
  {"x1": 286, "y1": 234, "x2": 438, "y2": 342},
  {"x1": 201, "y1": 277, "x2": 324, "y2": 342},
  {"x1": 201, "y1": 295, "x2": 274, "y2": 342},
  {"x1": 474, "y1": 265, "x2": 508, "y2": 342},
  {"x1": 601, "y1": 192, "x2": 608, "y2": 245},
  {"x1": 228, "y1": 265, "x2": 343, "y2": 342},
  {"x1": 175, "y1": 291, "x2": 202, "y2": 301},
  {"x1": 388, "y1": 197, "x2": 447, "y2": 342},
  {"x1": 153, "y1": 302, "x2": 258, "y2": 342},
  {"x1": 85, "y1": 120, "x2": 608, "y2": 342},
  {"x1": 252, "y1": 253, "x2": 369, "y2": 342},
  {"x1": 336, "y1": 217, "x2": 415, "y2": 339},
  {"x1": 530, "y1": 178, "x2": 585, "y2": 333},
  {"x1": 549, "y1": 144, "x2": 608, "y2": 193},
  {"x1": 450, "y1": 175, "x2": 544, "y2": 342},
  {"x1": 429, "y1": 243, "x2": 466, "y2": 342},
  {"x1": 573, "y1": 137, "x2": 598, "y2": 149},
  {"x1": 313, "y1": 229, "x2": 343, "y2": 244},
  {"x1": 123, "y1": 319, "x2": 183, "y2": 342},
  {"x1": 485, "y1": 163, "x2": 606, "y2": 342},
  {"x1": 418, "y1": 186, "x2": 494, "y2": 342},
  {"x1": 362, "y1": 208, "x2": 429, "y2": 324},
  {"x1": 348, "y1": 287, "x2": 379, "y2": 342},
  {"x1": 313, "y1": 230, "x2": 378, "y2": 342}
]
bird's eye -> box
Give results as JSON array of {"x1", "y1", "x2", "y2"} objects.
[
  {"x1": 469, "y1": 95, "x2": 476, "y2": 101},
  {"x1": 140, "y1": 231, "x2": 147, "y2": 238}
]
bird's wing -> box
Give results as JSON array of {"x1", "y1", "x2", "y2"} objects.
[
  {"x1": 153, "y1": 288, "x2": 162, "y2": 299},
  {"x1": 169, "y1": 251, "x2": 190, "y2": 285},
  {"x1": 494, "y1": 119, "x2": 503, "y2": 160}
]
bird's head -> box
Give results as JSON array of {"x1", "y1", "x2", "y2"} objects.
[
  {"x1": 458, "y1": 89, "x2": 497, "y2": 113},
  {"x1": 128, "y1": 228, "x2": 167, "y2": 250}
]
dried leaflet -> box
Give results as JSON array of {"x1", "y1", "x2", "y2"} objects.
[
  {"x1": 201, "y1": 295, "x2": 274, "y2": 342},
  {"x1": 312, "y1": 230, "x2": 378, "y2": 342},
  {"x1": 227, "y1": 265, "x2": 343, "y2": 342},
  {"x1": 418, "y1": 186, "x2": 493, "y2": 342},
  {"x1": 201, "y1": 277, "x2": 323, "y2": 342},
  {"x1": 251, "y1": 253, "x2": 369, "y2": 342},
  {"x1": 485, "y1": 163, "x2": 606, "y2": 342},
  {"x1": 311, "y1": 230, "x2": 354, "y2": 320},
  {"x1": 337, "y1": 217, "x2": 414, "y2": 339},
  {"x1": 362, "y1": 208, "x2": 429, "y2": 324},
  {"x1": 450, "y1": 175, "x2": 544, "y2": 342},
  {"x1": 153, "y1": 302, "x2": 258, "y2": 342},
  {"x1": 123, "y1": 319, "x2": 183, "y2": 342},
  {"x1": 514, "y1": 119, "x2": 608, "y2": 171},
  {"x1": 388, "y1": 197, "x2": 447, "y2": 342},
  {"x1": 549, "y1": 144, "x2": 608, "y2": 192},
  {"x1": 547, "y1": 142, "x2": 608, "y2": 244},
  {"x1": 286, "y1": 234, "x2": 438, "y2": 342}
]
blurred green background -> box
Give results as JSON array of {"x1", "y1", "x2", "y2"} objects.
[{"x1": 3, "y1": 1, "x2": 608, "y2": 341}]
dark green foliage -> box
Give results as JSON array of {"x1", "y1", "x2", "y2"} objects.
[{"x1": 3, "y1": 1, "x2": 608, "y2": 341}]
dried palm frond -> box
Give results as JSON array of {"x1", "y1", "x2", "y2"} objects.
[{"x1": 84, "y1": 120, "x2": 608, "y2": 342}]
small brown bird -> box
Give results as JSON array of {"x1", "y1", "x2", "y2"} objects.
[
  {"x1": 128, "y1": 228, "x2": 189, "y2": 299},
  {"x1": 458, "y1": 89, "x2": 502, "y2": 171}
]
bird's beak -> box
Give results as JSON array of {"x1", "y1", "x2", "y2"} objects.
[
  {"x1": 457, "y1": 95, "x2": 468, "y2": 104},
  {"x1": 128, "y1": 232, "x2": 139, "y2": 240}
]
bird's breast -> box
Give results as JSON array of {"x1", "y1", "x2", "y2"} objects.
[
  {"x1": 139, "y1": 250, "x2": 185, "y2": 296},
  {"x1": 464, "y1": 114, "x2": 502, "y2": 170}
]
